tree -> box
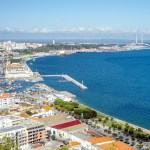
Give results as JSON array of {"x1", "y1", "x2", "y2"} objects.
[
  {"x1": 137, "y1": 128, "x2": 142, "y2": 132},
  {"x1": 71, "y1": 102, "x2": 79, "y2": 108},
  {"x1": 51, "y1": 135, "x2": 56, "y2": 140},
  {"x1": 117, "y1": 125, "x2": 122, "y2": 130},
  {"x1": 26, "y1": 110, "x2": 32, "y2": 116},
  {"x1": 54, "y1": 99, "x2": 63, "y2": 105},
  {"x1": 47, "y1": 130, "x2": 51, "y2": 135},
  {"x1": 64, "y1": 105, "x2": 74, "y2": 111},
  {"x1": 103, "y1": 120, "x2": 106, "y2": 124},
  {"x1": 125, "y1": 123, "x2": 129, "y2": 127},
  {"x1": 98, "y1": 117, "x2": 102, "y2": 121},
  {"x1": 47, "y1": 130, "x2": 51, "y2": 140},
  {"x1": 97, "y1": 126, "x2": 100, "y2": 129},
  {"x1": 128, "y1": 127, "x2": 134, "y2": 135},
  {"x1": 0, "y1": 135, "x2": 18, "y2": 150},
  {"x1": 131, "y1": 141, "x2": 135, "y2": 146},
  {"x1": 105, "y1": 116, "x2": 109, "y2": 121},
  {"x1": 124, "y1": 126, "x2": 129, "y2": 133},
  {"x1": 57, "y1": 146, "x2": 68, "y2": 150},
  {"x1": 111, "y1": 117, "x2": 113, "y2": 121},
  {"x1": 137, "y1": 144, "x2": 143, "y2": 149},
  {"x1": 112, "y1": 133, "x2": 118, "y2": 137},
  {"x1": 139, "y1": 140, "x2": 143, "y2": 144}
]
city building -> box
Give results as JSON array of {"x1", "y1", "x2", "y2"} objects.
[
  {"x1": 49, "y1": 119, "x2": 88, "y2": 140},
  {"x1": 0, "y1": 41, "x2": 43, "y2": 50},
  {"x1": 0, "y1": 126, "x2": 28, "y2": 148},
  {"x1": 32, "y1": 106, "x2": 54, "y2": 118},
  {"x1": 5, "y1": 63, "x2": 33, "y2": 78},
  {"x1": 0, "y1": 116, "x2": 22, "y2": 128},
  {"x1": 19, "y1": 119, "x2": 45, "y2": 144},
  {"x1": 67, "y1": 136, "x2": 136, "y2": 150},
  {"x1": 98, "y1": 141, "x2": 136, "y2": 150},
  {"x1": 0, "y1": 93, "x2": 19, "y2": 106}
]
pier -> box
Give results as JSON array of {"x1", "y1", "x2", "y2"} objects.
[
  {"x1": 41, "y1": 75, "x2": 62, "y2": 77},
  {"x1": 41, "y1": 74, "x2": 87, "y2": 90}
]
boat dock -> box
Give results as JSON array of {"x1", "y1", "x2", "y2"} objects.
[{"x1": 41, "y1": 74, "x2": 87, "y2": 90}]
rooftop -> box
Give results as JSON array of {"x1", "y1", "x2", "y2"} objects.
[
  {"x1": 88, "y1": 136, "x2": 114, "y2": 144},
  {"x1": 62, "y1": 123, "x2": 87, "y2": 132},
  {"x1": 0, "y1": 104, "x2": 20, "y2": 111},
  {"x1": 0, "y1": 116, "x2": 22, "y2": 121},
  {"x1": 30, "y1": 117, "x2": 43, "y2": 122},
  {"x1": 43, "y1": 105, "x2": 52, "y2": 111},
  {"x1": 20, "y1": 113, "x2": 30, "y2": 118},
  {"x1": 0, "y1": 126, "x2": 25, "y2": 134},
  {"x1": 19, "y1": 119, "x2": 43, "y2": 128},
  {"x1": 99, "y1": 141, "x2": 136, "y2": 150},
  {"x1": 39, "y1": 114, "x2": 73, "y2": 126},
  {"x1": 51, "y1": 120, "x2": 81, "y2": 129},
  {"x1": 0, "y1": 93, "x2": 11, "y2": 99},
  {"x1": 67, "y1": 141, "x2": 80, "y2": 148},
  {"x1": 6, "y1": 64, "x2": 24, "y2": 68},
  {"x1": 72, "y1": 131, "x2": 94, "y2": 141}
]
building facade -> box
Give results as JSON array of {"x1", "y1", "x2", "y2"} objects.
[
  {"x1": 5, "y1": 63, "x2": 33, "y2": 78},
  {"x1": 0, "y1": 116, "x2": 22, "y2": 128},
  {"x1": 0, "y1": 93, "x2": 19, "y2": 106},
  {"x1": 0, "y1": 126, "x2": 28, "y2": 148}
]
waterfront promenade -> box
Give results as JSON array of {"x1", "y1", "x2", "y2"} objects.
[{"x1": 41, "y1": 74, "x2": 87, "y2": 90}]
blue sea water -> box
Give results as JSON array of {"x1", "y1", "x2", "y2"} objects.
[{"x1": 27, "y1": 50, "x2": 150, "y2": 129}]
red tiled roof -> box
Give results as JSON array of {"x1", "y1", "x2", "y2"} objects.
[
  {"x1": 0, "y1": 93, "x2": 11, "y2": 99},
  {"x1": 51, "y1": 120, "x2": 81, "y2": 129}
]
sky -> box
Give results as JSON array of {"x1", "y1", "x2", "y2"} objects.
[{"x1": 1, "y1": 0, "x2": 150, "y2": 40}]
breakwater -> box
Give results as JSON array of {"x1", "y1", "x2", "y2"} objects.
[{"x1": 41, "y1": 74, "x2": 87, "y2": 90}]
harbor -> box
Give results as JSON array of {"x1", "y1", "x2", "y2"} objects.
[{"x1": 41, "y1": 74, "x2": 88, "y2": 90}]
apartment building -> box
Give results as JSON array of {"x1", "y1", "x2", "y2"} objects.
[
  {"x1": 20, "y1": 119, "x2": 45, "y2": 144},
  {"x1": 0, "y1": 116, "x2": 22, "y2": 128},
  {"x1": 0, "y1": 93, "x2": 19, "y2": 106},
  {"x1": 0, "y1": 126, "x2": 28, "y2": 148}
]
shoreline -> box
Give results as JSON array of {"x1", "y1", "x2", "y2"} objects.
[
  {"x1": 25, "y1": 51, "x2": 150, "y2": 133},
  {"x1": 79, "y1": 102, "x2": 150, "y2": 134}
]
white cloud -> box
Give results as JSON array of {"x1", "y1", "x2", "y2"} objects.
[
  {"x1": 97, "y1": 27, "x2": 113, "y2": 32},
  {"x1": 2, "y1": 27, "x2": 14, "y2": 32},
  {"x1": 1, "y1": 27, "x2": 150, "y2": 35},
  {"x1": 78, "y1": 27, "x2": 85, "y2": 31}
]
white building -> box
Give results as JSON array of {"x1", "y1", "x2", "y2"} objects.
[
  {"x1": 33, "y1": 106, "x2": 54, "y2": 118},
  {"x1": 5, "y1": 63, "x2": 33, "y2": 78},
  {"x1": 0, "y1": 93, "x2": 19, "y2": 106},
  {"x1": 48, "y1": 120, "x2": 88, "y2": 140},
  {"x1": 0, "y1": 125, "x2": 28, "y2": 148},
  {"x1": 0, "y1": 116, "x2": 22, "y2": 128},
  {"x1": 52, "y1": 40, "x2": 55, "y2": 45},
  {"x1": 13, "y1": 43, "x2": 27, "y2": 50}
]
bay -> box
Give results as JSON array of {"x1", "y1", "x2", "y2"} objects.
[{"x1": 27, "y1": 50, "x2": 150, "y2": 129}]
